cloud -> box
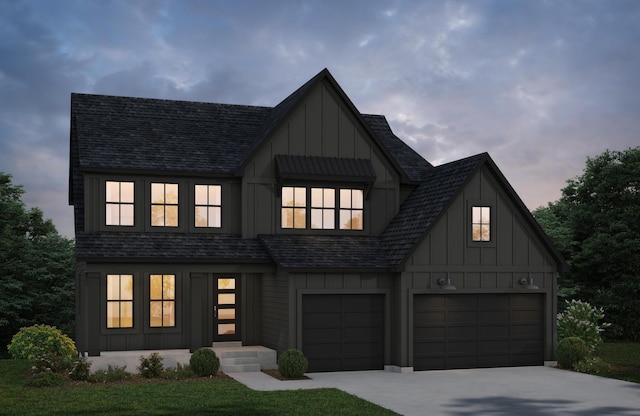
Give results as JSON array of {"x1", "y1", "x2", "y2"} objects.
[{"x1": 1, "y1": 0, "x2": 639, "y2": 237}]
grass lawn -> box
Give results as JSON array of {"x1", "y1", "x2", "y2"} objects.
[
  {"x1": 595, "y1": 342, "x2": 640, "y2": 383},
  {"x1": 0, "y1": 360, "x2": 398, "y2": 416}
]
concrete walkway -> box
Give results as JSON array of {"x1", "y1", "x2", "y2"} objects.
[{"x1": 227, "y1": 366, "x2": 640, "y2": 416}]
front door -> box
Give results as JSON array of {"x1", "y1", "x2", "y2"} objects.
[{"x1": 213, "y1": 276, "x2": 240, "y2": 342}]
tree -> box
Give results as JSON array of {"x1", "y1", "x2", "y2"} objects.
[
  {"x1": 533, "y1": 147, "x2": 640, "y2": 339},
  {"x1": 0, "y1": 173, "x2": 75, "y2": 356}
]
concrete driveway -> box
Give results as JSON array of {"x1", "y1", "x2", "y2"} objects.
[{"x1": 228, "y1": 366, "x2": 640, "y2": 416}]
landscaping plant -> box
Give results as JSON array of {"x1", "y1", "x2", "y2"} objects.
[
  {"x1": 278, "y1": 349, "x2": 308, "y2": 379},
  {"x1": 138, "y1": 352, "x2": 164, "y2": 378},
  {"x1": 190, "y1": 348, "x2": 220, "y2": 376},
  {"x1": 557, "y1": 299, "x2": 611, "y2": 352},
  {"x1": 557, "y1": 336, "x2": 589, "y2": 370},
  {"x1": 7, "y1": 324, "x2": 77, "y2": 361}
]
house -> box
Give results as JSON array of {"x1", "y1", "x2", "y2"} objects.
[{"x1": 69, "y1": 68, "x2": 567, "y2": 372}]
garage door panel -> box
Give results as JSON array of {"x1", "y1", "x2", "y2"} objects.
[
  {"x1": 479, "y1": 310, "x2": 510, "y2": 322},
  {"x1": 448, "y1": 326, "x2": 478, "y2": 338},
  {"x1": 479, "y1": 325, "x2": 509, "y2": 337},
  {"x1": 303, "y1": 327, "x2": 342, "y2": 342},
  {"x1": 448, "y1": 311, "x2": 478, "y2": 323},
  {"x1": 415, "y1": 326, "x2": 445, "y2": 339},
  {"x1": 415, "y1": 311, "x2": 446, "y2": 323},
  {"x1": 303, "y1": 294, "x2": 384, "y2": 372},
  {"x1": 480, "y1": 340, "x2": 509, "y2": 353},
  {"x1": 414, "y1": 294, "x2": 543, "y2": 370},
  {"x1": 512, "y1": 324, "x2": 542, "y2": 337},
  {"x1": 303, "y1": 312, "x2": 342, "y2": 327},
  {"x1": 343, "y1": 311, "x2": 383, "y2": 326},
  {"x1": 344, "y1": 327, "x2": 383, "y2": 342}
]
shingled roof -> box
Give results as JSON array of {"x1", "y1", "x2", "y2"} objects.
[
  {"x1": 70, "y1": 69, "x2": 564, "y2": 272},
  {"x1": 75, "y1": 232, "x2": 271, "y2": 263},
  {"x1": 382, "y1": 153, "x2": 486, "y2": 268}
]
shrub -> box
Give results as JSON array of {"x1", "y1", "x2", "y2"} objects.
[
  {"x1": 557, "y1": 299, "x2": 611, "y2": 351},
  {"x1": 163, "y1": 363, "x2": 195, "y2": 380},
  {"x1": 31, "y1": 352, "x2": 72, "y2": 374},
  {"x1": 25, "y1": 368, "x2": 67, "y2": 388},
  {"x1": 90, "y1": 365, "x2": 132, "y2": 383},
  {"x1": 68, "y1": 357, "x2": 92, "y2": 381},
  {"x1": 557, "y1": 336, "x2": 589, "y2": 370},
  {"x1": 7, "y1": 324, "x2": 77, "y2": 361},
  {"x1": 278, "y1": 349, "x2": 308, "y2": 379},
  {"x1": 138, "y1": 352, "x2": 164, "y2": 378},
  {"x1": 573, "y1": 356, "x2": 611, "y2": 375},
  {"x1": 190, "y1": 348, "x2": 220, "y2": 377}
]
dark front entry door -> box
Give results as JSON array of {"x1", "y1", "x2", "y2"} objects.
[{"x1": 213, "y1": 276, "x2": 240, "y2": 342}]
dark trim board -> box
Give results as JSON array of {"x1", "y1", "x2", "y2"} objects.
[
  {"x1": 301, "y1": 294, "x2": 384, "y2": 372},
  {"x1": 413, "y1": 293, "x2": 544, "y2": 371}
]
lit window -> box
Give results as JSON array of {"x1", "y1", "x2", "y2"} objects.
[
  {"x1": 150, "y1": 274, "x2": 175, "y2": 327},
  {"x1": 339, "y1": 189, "x2": 363, "y2": 230},
  {"x1": 195, "y1": 185, "x2": 221, "y2": 228},
  {"x1": 311, "y1": 188, "x2": 335, "y2": 229},
  {"x1": 106, "y1": 181, "x2": 134, "y2": 226},
  {"x1": 472, "y1": 206, "x2": 491, "y2": 241},
  {"x1": 106, "y1": 274, "x2": 133, "y2": 328},
  {"x1": 151, "y1": 183, "x2": 178, "y2": 227},
  {"x1": 281, "y1": 186, "x2": 306, "y2": 229}
]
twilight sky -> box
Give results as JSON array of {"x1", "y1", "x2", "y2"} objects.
[{"x1": 1, "y1": 0, "x2": 639, "y2": 238}]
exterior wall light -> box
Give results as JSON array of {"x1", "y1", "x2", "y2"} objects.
[
  {"x1": 519, "y1": 275, "x2": 539, "y2": 290},
  {"x1": 437, "y1": 276, "x2": 456, "y2": 290}
]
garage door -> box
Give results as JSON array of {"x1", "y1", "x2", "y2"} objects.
[
  {"x1": 414, "y1": 294, "x2": 543, "y2": 371},
  {"x1": 302, "y1": 294, "x2": 384, "y2": 372}
]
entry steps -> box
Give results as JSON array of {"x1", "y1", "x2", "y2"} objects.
[{"x1": 212, "y1": 343, "x2": 277, "y2": 373}]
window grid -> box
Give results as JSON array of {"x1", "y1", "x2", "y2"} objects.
[
  {"x1": 281, "y1": 186, "x2": 306, "y2": 229},
  {"x1": 311, "y1": 187, "x2": 335, "y2": 229},
  {"x1": 195, "y1": 184, "x2": 222, "y2": 228},
  {"x1": 150, "y1": 274, "x2": 175, "y2": 328},
  {"x1": 472, "y1": 206, "x2": 491, "y2": 242},
  {"x1": 106, "y1": 181, "x2": 134, "y2": 226},
  {"x1": 339, "y1": 189, "x2": 364, "y2": 230},
  {"x1": 106, "y1": 274, "x2": 133, "y2": 328},
  {"x1": 151, "y1": 183, "x2": 179, "y2": 227}
]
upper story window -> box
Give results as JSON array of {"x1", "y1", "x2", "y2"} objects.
[
  {"x1": 311, "y1": 188, "x2": 335, "y2": 229},
  {"x1": 151, "y1": 183, "x2": 178, "y2": 227},
  {"x1": 195, "y1": 185, "x2": 221, "y2": 228},
  {"x1": 282, "y1": 186, "x2": 306, "y2": 229},
  {"x1": 472, "y1": 206, "x2": 491, "y2": 241},
  {"x1": 281, "y1": 186, "x2": 363, "y2": 231},
  {"x1": 150, "y1": 274, "x2": 175, "y2": 327},
  {"x1": 106, "y1": 181, "x2": 134, "y2": 226},
  {"x1": 106, "y1": 274, "x2": 133, "y2": 328},
  {"x1": 339, "y1": 189, "x2": 363, "y2": 230}
]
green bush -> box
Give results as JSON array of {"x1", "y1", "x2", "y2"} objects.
[
  {"x1": 557, "y1": 337, "x2": 589, "y2": 370},
  {"x1": 7, "y1": 324, "x2": 77, "y2": 361},
  {"x1": 557, "y1": 299, "x2": 611, "y2": 351},
  {"x1": 68, "y1": 357, "x2": 91, "y2": 381},
  {"x1": 163, "y1": 363, "x2": 195, "y2": 380},
  {"x1": 90, "y1": 365, "x2": 132, "y2": 383},
  {"x1": 278, "y1": 349, "x2": 308, "y2": 379},
  {"x1": 573, "y1": 356, "x2": 611, "y2": 375},
  {"x1": 138, "y1": 352, "x2": 164, "y2": 378},
  {"x1": 25, "y1": 368, "x2": 67, "y2": 387},
  {"x1": 190, "y1": 348, "x2": 220, "y2": 377}
]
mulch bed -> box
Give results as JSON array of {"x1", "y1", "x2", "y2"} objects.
[{"x1": 261, "y1": 369, "x2": 310, "y2": 381}]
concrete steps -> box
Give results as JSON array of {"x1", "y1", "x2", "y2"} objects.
[{"x1": 212, "y1": 344, "x2": 277, "y2": 373}]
